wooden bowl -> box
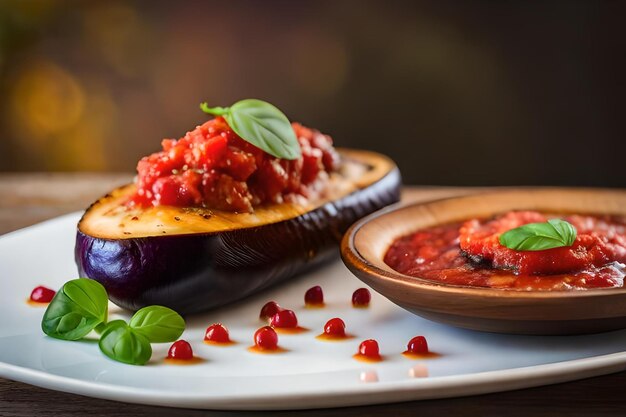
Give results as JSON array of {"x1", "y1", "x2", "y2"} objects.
[{"x1": 341, "y1": 188, "x2": 626, "y2": 335}]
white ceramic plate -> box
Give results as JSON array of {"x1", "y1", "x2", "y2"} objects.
[{"x1": 2, "y1": 214, "x2": 626, "y2": 410}]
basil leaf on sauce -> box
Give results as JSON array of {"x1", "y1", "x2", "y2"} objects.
[
  {"x1": 41, "y1": 278, "x2": 108, "y2": 341},
  {"x1": 98, "y1": 320, "x2": 152, "y2": 366},
  {"x1": 129, "y1": 305, "x2": 185, "y2": 343},
  {"x1": 200, "y1": 99, "x2": 301, "y2": 160},
  {"x1": 499, "y1": 219, "x2": 577, "y2": 251}
]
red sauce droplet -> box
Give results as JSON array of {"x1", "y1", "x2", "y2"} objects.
[
  {"x1": 353, "y1": 339, "x2": 382, "y2": 362},
  {"x1": 204, "y1": 323, "x2": 233, "y2": 345},
  {"x1": 269, "y1": 309, "x2": 308, "y2": 334},
  {"x1": 270, "y1": 310, "x2": 308, "y2": 333},
  {"x1": 304, "y1": 285, "x2": 324, "y2": 307},
  {"x1": 352, "y1": 288, "x2": 371, "y2": 308},
  {"x1": 316, "y1": 317, "x2": 353, "y2": 341},
  {"x1": 255, "y1": 326, "x2": 278, "y2": 349},
  {"x1": 260, "y1": 301, "x2": 283, "y2": 321},
  {"x1": 29, "y1": 286, "x2": 56, "y2": 304},
  {"x1": 167, "y1": 340, "x2": 193, "y2": 360},
  {"x1": 324, "y1": 318, "x2": 346, "y2": 336},
  {"x1": 403, "y1": 335, "x2": 440, "y2": 359},
  {"x1": 270, "y1": 309, "x2": 298, "y2": 328},
  {"x1": 359, "y1": 339, "x2": 380, "y2": 357},
  {"x1": 407, "y1": 336, "x2": 428, "y2": 354},
  {"x1": 248, "y1": 326, "x2": 286, "y2": 354}
]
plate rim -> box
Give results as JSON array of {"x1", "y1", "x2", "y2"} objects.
[{"x1": 2, "y1": 351, "x2": 626, "y2": 410}]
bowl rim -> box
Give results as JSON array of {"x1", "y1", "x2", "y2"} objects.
[{"x1": 341, "y1": 186, "x2": 626, "y2": 301}]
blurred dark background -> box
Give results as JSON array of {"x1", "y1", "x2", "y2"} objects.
[{"x1": 0, "y1": 0, "x2": 624, "y2": 186}]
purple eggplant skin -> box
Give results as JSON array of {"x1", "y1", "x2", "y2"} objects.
[{"x1": 75, "y1": 167, "x2": 401, "y2": 314}]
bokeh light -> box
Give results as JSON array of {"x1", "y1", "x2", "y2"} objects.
[{"x1": 0, "y1": 1, "x2": 623, "y2": 186}]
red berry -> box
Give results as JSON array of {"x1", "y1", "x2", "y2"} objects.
[
  {"x1": 260, "y1": 301, "x2": 282, "y2": 321},
  {"x1": 407, "y1": 336, "x2": 429, "y2": 354},
  {"x1": 204, "y1": 323, "x2": 230, "y2": 343},
  {"x1": 30, "y1": 286, "x2": 56, "y2": 303},
  {"x1": 323, "y1": 318, "x2": 346, "y2": 337},
  {"x1": 254, "y1": 326, "x2": 278, "y2": 350},
  {"x1": 358, "y1": 339, "x2": 380, "y2": 358},
  {"x1": 270, "y1": 309, "x2": 298, "y2": 328},
  {"x1": 168, "y1": 340, "x2": 193, "y2": 360},
  {"x1": 305, "y1": 285, "x2": 324, "y2": 305},
  {"x1": 352, "y1": 288, "x2": 371, "y2": 307}
]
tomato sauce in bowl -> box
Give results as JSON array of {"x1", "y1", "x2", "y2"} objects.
[
  {"x1": 342, "y1": 189, "x2": 626, "y2": 334},
  {"x1": 384, "y1": 211, "x2": 626, "y2": 291}
]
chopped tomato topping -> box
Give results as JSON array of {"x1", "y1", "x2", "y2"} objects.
[{"x1": 131, "y1": 117, "x2": 339, "y2": 212}]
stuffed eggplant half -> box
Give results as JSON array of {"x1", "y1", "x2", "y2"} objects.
[{"x1": 75, "y1": 100, "x2": 400, "y2": 314}]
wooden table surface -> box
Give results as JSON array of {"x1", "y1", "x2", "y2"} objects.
[{"x1": 1, "y1": 173, "x2": 624, "y2": 416}]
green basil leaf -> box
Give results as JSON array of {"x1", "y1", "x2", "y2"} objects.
[
  {"x1": 547, "y1": 219, "x2": 577, "y2": 245},
  {"x1": 200, "y1": 99, "x2": 301, "y2": 160},
  {"x1": 98, "y1": 320, "x2": 152, "y2": 366},
  {"x1": 41, "y1": 278, "x2": 108, "y2": 340},
  {"x1": 129, "y1": 305, "x2": 185, "y2": 343},
  {"x1": 499, "y1": 219, "x2": 577, "y2": 251}
]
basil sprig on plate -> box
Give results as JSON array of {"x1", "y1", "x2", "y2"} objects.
[
  {"x1": 200, "y1": 99, "x2": 301, "y2": 160},
  {"x1": 129, "y1": 305, "x2": 186, "y2": 343},
  {"x1": 42, "y1": 279, "x2": 185, "y2": 366},
  {"x1": 99, "y1": 320, "x2": 153, "y2": 366},
  {"x1": 499, "y1": 219, "x2": 577, "y2": 251},
  {"x1": 41, "y1": 278, "x2": 108, "y2": 340}
]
